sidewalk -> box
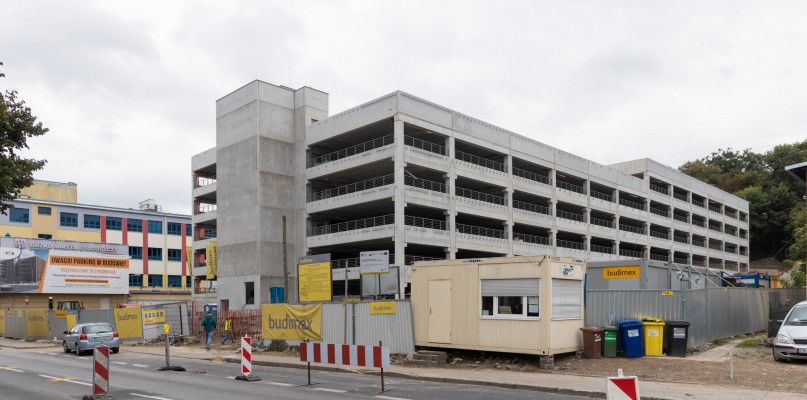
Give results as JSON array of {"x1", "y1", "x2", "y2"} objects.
[{"x1": 116, "y1": 342, "x2": 803, "y2": 400}]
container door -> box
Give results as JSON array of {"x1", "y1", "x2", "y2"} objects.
[{"x1": 428, "y1": 280, "x2": 451, "y2": 343}]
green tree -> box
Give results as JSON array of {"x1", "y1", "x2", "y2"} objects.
[{"x1": 0, "y1": 61, "x2": 48, "y2": 214}]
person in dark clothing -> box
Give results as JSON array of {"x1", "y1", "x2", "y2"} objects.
[{"x1": 201, "y1": 313, "x2": 217, "y2": 350}]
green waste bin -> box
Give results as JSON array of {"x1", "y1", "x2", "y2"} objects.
[{"x1": 603, "y1": 325, "x2": 618, "y2": 358}]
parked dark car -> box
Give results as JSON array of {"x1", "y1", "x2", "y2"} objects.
[
  {"x1": 63, "y1": 322, "x2": 120, "y2": 356},
  {"x1": 773, "y1": 300, "x2": 807, "y2": 362}
]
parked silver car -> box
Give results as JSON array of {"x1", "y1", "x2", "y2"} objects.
[
  {"x1": 63, "y1": 322, "x2": 120, "y2": 356},
  {"x1": 773, "y1": 300, "x2": 807, "y2": 362}
]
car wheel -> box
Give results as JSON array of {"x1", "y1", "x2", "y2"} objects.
[
  {"x1": 773, "y1": 348, "x2": 786, "y2": 363},
  {"x1": 75, "y1": 344, "x2": 83, "y2": 356},
  {"x1": 111, "y1": 347, "x2": 119, "y2": 354},
  {"x1": 63, "y1": 341, "x2": 71, "y2": 353}
]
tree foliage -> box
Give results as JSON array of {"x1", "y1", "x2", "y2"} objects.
[
  {"x1": 0, "y1": 61, "x2": 48, "y2": 214},
  {"x1": 679, "y1": 142, "x2": 807, "y2": 261}
]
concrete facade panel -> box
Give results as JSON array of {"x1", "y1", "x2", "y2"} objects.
[
  {"x1": 257, "y1": 100, "x2": 294, "y2": 143},
  {"x1": 306, "y1": 96, "x2": 396, "y2": 145},
  {"x1": 217, "y1": 101, "x2": 259, "y2": 149},
  {"x1": 257, "y1": 82, "x2": 295, "y2": 108},
  {"x1": 398, "y1": 93, "x2": 453, "y2": 129},
  {"x1": 257, "y1": 137, "x2": 295, "y2": 177},
  {"x1": 308, "y1": 186, "x2": 394, "y2": 214},
  {"x1": 403, "y1": 188, "x2": 450, "y2": 210},
  {"x1": 305, "y1": 146, "x2": 394, "y2": 180},
  {"x1": 512, "y1": 137, "x2": 555, "y2": 164},
  {"x1": 404, "y1": 148, "x2": 450, "y2": 172}
]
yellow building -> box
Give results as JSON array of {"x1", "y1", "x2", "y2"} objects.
[{"x1": 1, "y1": 181, "x2": 192, "y2": 306}]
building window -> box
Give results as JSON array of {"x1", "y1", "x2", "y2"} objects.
[
  {"x1": 60, "y1": 212, "x2": 78, "y2": 227},
  {"x1": 166, "y1": 248, "x2": 182, "y2": 261},
  {"x1": 129, "y1": 274, "x2": 143, "y2": 287},
  {"x1": 84, "y1": 214, "x2": 101, "y2": 229},
  {"x1": 245, "y1": 282, "x2": 255, "y2": 304},
  {"x1": 38, "y1": 234, "x2": 52, "y2": 239},
  {"x1": 38, "y1": 206, "x2": 51, "y2": 215},
  {"x1": 129, "y1": 246, "x2": 143, "y2": 260},
  {"x1": 148, "y1": 274, "x2": 163, "y2": 287},
  {"x1": 551, "y1": 279, "x2": 582, "y2": 320},
  {"x1": 127, "y1": 219, "x2": 143, "y2": 232},
  {"x1": 10, "y1": 208, "x2": 30, "y2": 223},
  {"x1": 186, "y1": 224, "x2": 192, "y2": 236},
  {"x1": 147, "y1": 247, "x2": 162, "y2": 261},
  {"x1": 148, "y1": 221, "x2": 162, "y2": 234},
  {"x1": 481, "y1": 279, "x2": 540, "y2": 318},
  {"x1": 167, "y1": 275, "x2": 182, "y2": 287},
  {"x1": 106, "y1": 217, "x2": 122, "y2": 231},
  {"x1": 167, "y1": 222, "x2": 182, "y2": 235},
  {"x1": 186, "y1": 275, "x2": 191, "y2": 287},
  {"x1": 203, "y1": 229, "x2": 217, "y2": 238}
]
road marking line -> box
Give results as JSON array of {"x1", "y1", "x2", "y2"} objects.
[
  {"x1": 133, "y1": 364, "x2": 149, "y2": 368},
  {"x1": 267, "y1": 382, "x2": 295, "y2": 386},
  {"x1": 112, "y1": 361, "x2": 128, "y2": 365},
  {"x1": 0, "y1": 366, "x2": 17, "y2": 370},
  {"x1": 312, "y1": 388, "x2": 347, "y2": 393},
  {"x1": 40, "y1": 374, "x2": 91, "y2": 386},
  {"x1": 377, "y1": 396, "x2": 409, "y2": 400},
  {"x1": 130, "y1": 393, "x2": 174, "y2": 400},
  {"x1": 66, "y1": 380, "x2": 92, "y2": 386},
  {"x1": 40, "y1": 375, "x2": 61, "y2": 380},
  {"x1": 47, "y1": 377, "x2": 75, "y2": 382},
  {"x1": 8, "y1": 369, "x2": 24, "y2": 372}
]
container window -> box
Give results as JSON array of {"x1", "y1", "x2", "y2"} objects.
[{"x1": 480, "y1": 279, "x2": 540, "y2": 318}]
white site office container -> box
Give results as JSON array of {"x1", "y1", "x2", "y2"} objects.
[{"x1": 411, "y1": 256, "x2": 586, "y2": 356}]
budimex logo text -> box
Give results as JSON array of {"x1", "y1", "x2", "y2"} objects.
[
  {"x1": 117, "y1": 313, "x2": 139, "y2": 321},
  {"x1": 266, "y1": 314, "x2": 313, "y2": 330}
]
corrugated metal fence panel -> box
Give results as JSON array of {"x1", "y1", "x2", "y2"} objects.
[
  {"x1": 707, "y1": 288, "x2": 730, "y2": 339},
  {"x1": 353, "y1": 300, "x2": 415, "y2": 354},
  {"x1": 78, "y1": 309, "x2": 115, "y2": 328},
  {"x1": 7, "y1": 311, "x2": 26, "y2": 339},
  {"x1": 320, "y1": 302, "x2": 350, "y2": 345},
  {"x1": 47, "y1": 310, "x2": 79, "y2": 340},
  {"x1": 585, "y1": 290, "x2": 683, "y2": 327},
  {"x1": 142, "y1": 303, "x2": 188, "y2": 340},
  {"x1": 684, "y1": 289, "x2": 708, "y2": 347}
]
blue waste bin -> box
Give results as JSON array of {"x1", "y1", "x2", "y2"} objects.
[{"x1": 618, "y1": 320, "x2": 644, "y2": 358}]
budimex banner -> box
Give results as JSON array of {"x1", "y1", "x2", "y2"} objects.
[
  {"x1": 0, "y1": 311, "x2": 5, "y2": 335},
  {"x1": 26, "y1": 310, "x2": 49, "y2": 337},
  {"x1": 206, "y1": 241, "x2": 217, "y2": 279},
  {"x1": 261, "y1": 304, "x2": 322, "y2": 341},
  {"x1": 114, "y1": 307, "x2": 143, "y2": 339}
]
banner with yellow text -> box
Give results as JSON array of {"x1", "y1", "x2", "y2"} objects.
[
  {"x1": 114, "y1": 307, "x2": 143, "y2": 339},
  {"x1": 206, "y1": 241, "x2": 217, "y2": 279},
  {"x1": 262, "y1": 304, "x2": 322, "y2": 341},
  {"x1": 0, "y1": 311, "x2": 5, "y2": 335},
  {"x1": 26, "y1": 310, "x2": 49, "y2": 337}
]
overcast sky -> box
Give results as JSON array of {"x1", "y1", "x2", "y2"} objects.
[{"x1": 3, "y1": 1, "x2": 807, "y2": 215}]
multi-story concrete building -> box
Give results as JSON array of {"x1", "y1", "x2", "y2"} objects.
[
  {"x1": 192, "y1": 81, "x2": 750, "y2": 307},
  {"x1": 1, "y1": 180, "x2": 192, "y2": 304}
]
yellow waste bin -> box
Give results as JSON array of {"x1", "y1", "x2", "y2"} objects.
[{"x1": 642, "y1": 318, "x2": 665, "y2": 356}]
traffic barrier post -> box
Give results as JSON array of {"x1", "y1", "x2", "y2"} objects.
[
  {"x1": 606, "y1": 368, "x2": 640, "y2": 400},
  {"x1": 300, "y1": 341, "x2": 391, "y2": 392},
  {"x1": 93, "y1": 346, "x2": 109, "y2": 395},
  {"x1": 235, "y1": 336, "x2": 261, "y2": 382},
  {"x1": 158, "y1": 324, "x2": 185, "y2": 371}
]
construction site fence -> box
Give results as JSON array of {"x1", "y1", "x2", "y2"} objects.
[
  {"x1": 585, "y1": 287, "x2": 806, "y2": 348},
  {"x1": 0, "y1": 302, "x2": 189, "y2": 341},
  {"x1": 188, "y1": 300, "x2": 415, "y2": 354}
]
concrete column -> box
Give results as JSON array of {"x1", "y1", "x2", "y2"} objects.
[
  {"x1": 393, "y1": 118, "x2": 406, "y2": 269},
  {"x1": 446, "y1": 136, "x2": 457, "y2": 259},
  {"x1": 505, "y1": 155, "x2": 514, "y2": 256}
]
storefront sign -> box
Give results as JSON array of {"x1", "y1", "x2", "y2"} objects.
[{"x1": 603, "y1": 266, "x2": 641, "y2": 280}]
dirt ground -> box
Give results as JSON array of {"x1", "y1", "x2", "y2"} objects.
[{"x1": 432, "y1": 332, "x2": 807, "y2": 394}]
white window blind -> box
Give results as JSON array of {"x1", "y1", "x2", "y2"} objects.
[
  {"x1": 551, "y1": 279, "x2": 582, "y2": 319},
  {"x1": 481, "y1": 279, "x2": 540, "y2": 296}
]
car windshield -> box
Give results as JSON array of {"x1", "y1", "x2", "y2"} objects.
[
  {"x1": 785, "y1": 306, "x2": 807, "y2": 324},
  {"x1": 82, "y1": 324, "x2": 114, "y2": 334}
]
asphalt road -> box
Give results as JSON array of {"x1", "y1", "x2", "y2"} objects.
[{"x1": 0, "y1": 348, "x2": 590, "y2": 400}]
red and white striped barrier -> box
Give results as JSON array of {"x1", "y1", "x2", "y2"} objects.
[
  {"x1": 606, "y1": 368, "x2": 640, "y2": 400},
  {"x1": 241, "y1": 336, "x2": 252, "y2": 375},
  {"x1": 300, "y1": 342, "x2": 390, "y2": 368},
  {"x1": 93, "y1": 346, "x2": 110, "y2": 395},
  {"x1": 235, "y1": 336, "x2": 261, "y2": 382}
]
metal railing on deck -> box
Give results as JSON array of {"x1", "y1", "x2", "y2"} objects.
[
  {"x1": 591, "y1": 244, "x2": 613, "y2": 254},
  {"x1": 310, "y1": 214, "x2": 394, "y2": 236},
  {"x1": 556, "y1": 209, "x2": 584, "y2": 222},
  {"x1": 708, "y1": 205, "x2": 721, "y2": 213},
  {"x1": 692, "y1": 239, "x2": 705, "y2": 247},
  {"x1": 619, "y1": 198, "x2": 644, "y2": 210},
  {"x1": 692, "y1": 220, "x2": 705, "y2": 227},
  {"x1": 674, "y1": 236, "x2": 689, "y2": 244},
  {"x1": 512, "y1": 167, "x2": 550, "y2": 185},
  {"x1": 692, "y1": 199, "x2": 705, "y2": 208},
  {"x1": 404, "y1": 136, "x2": 446, "y2": 156},
  {"x1": 310, "y1": 174, "x2": 393, "y2": 201},
  {"x1": 650, "y1": 231, "x2": 670, "y2": 240},
  {"x1": 513, "y1": 232, "x2": 550, "y2": 246},
  {"x1": 455, "y1": 223, "x2": 505, "y2": 239},
  {"x1": 619, "y1": 249, "x2": 642, "y2": 258},
  {"x1": 650, "y1": 254, "x2": 669, "y2": 262},
  {"x1": 590, "y1": 190, "x2": 613, "y2": 202},
  {"x1": 590, "y1": 217, "x2": 613, "y2": 228},
  {"x1": 456, "y1": 187, "x2": 505, "y2": 205},
  {"x1": 673, "y1": 192, "x2": 687, "y2": 202},
  {"x1": 310, "y1": 135, "x2": 394, "y2": 167},
  {"x1": 404, "y1": 176, "x2": 446, "y2": 193},
  {"x1": 557, "y1": 239, "x2": 585, "y2": 250},
  {"x1": 650, "y1": 184, "x2": 669, "y2": 195},
  {"x1": 513, "y1": 200, "x2": 550, "y2": 215},
  {"x1": 673, "y1": 214, "x2": 688, "y2": 223},
  {"x1": 619, "y1": 224, "x2": 644, "y2": 234},
  {"x1": 405, "y1": 215, "x2": 447, "y2": 230},
  {"x1": 556, "y1": 180, "x2": 585, "y2": 194},
  {"x1": 454, "y1": 150, "x2": 506, "y2": 172},
  {"x1": 649, "y1": 207, "x2": 669, "y2": 217}
]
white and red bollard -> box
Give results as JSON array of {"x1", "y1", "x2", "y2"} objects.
[
  {"x1": 235, "y1": 336, "x2": 261, "y2": 382},
  {"x1": 606, "y1": 368, "x2": 640, "y2": 400},
  {"x1": 93, "y1": 346, "x2": 109, "y2": 396}
]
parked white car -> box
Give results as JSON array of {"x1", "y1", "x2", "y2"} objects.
[
  {"x1": 773, "y1": 300, "x2": 807, "y2": 362},
  {"x1": 63, "y1": 322, "x2": 120, "y2": 356}
]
